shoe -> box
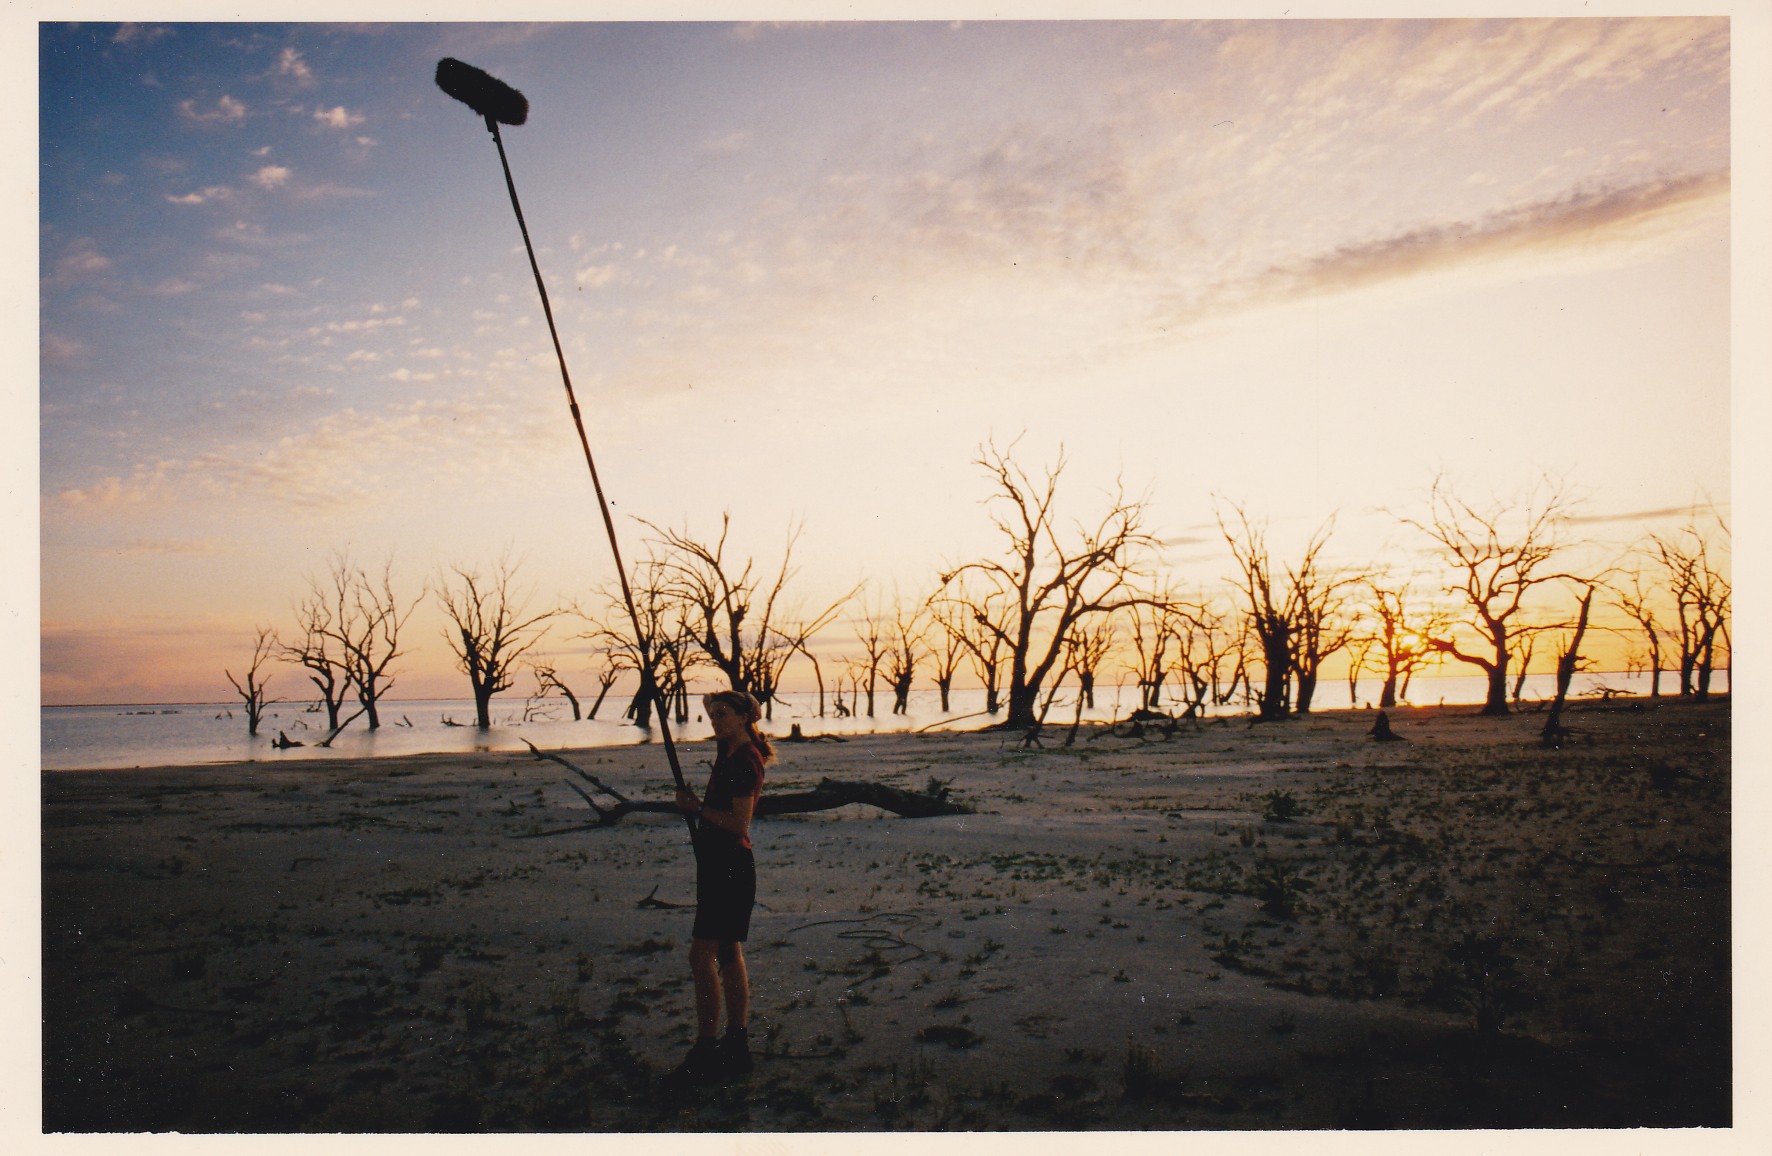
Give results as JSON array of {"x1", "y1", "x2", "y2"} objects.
[
  {"x1": 666, "y1": 1037, "x2": 723, "y2": 1086},
  {"x1": 719, "y1": 1027, "x2": 753, "y2": 1076}
]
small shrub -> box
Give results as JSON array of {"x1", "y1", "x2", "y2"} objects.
[
  {"x1": 1261, "y1": 789, "x2": 1304, "y2": 822},
  {"x1": 1121, "y1": 1040, "x2": 1172, "y2": 1100},
  {"x1": 1251, "y1": 858, "x2": 1312, "y2": 919}
]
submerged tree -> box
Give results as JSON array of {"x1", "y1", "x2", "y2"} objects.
[
  {"x1": 577, "y1": 556, "x2": 702, "y2": 731},
  {"x1": 532, "y1": 663, "x2": 583, "y2": 721},
  {"x1": 438, "y1": 557, "x2": 557, "y2": 729},
  {"x1": 281, "y1": 583, "x2": 352, "y2": 732},
  {"x1": 930, "y1": 577, "x2": 1009, "y2": 715},
  {"x1": 332, "y1": 556, "x2": 421, "y2": 732},
  {"x1": 642, "y1": 515, "x2": 851, "y2": 718},
  {"x1": 882, "y1": 595, "x2": 926, "y2": 715},
  {"x1": 1064, "y1": 616, "x2": 1115, "y2": 711},
  {"x1": 225, "y1": 627, "x2": 280, "y2": 737},
  {"x1": 926, "y1": 601, "x2": 968, "y2": 713},
  {"x1": 847, "y1": 589, "x2": 892, "y2": 718},
  {"x1": 936, "y1": 441, "x2": 1160, "y2": 730},
  {"x1": 1399, "y1": 478, "x2": 1575, "y2": 716}
]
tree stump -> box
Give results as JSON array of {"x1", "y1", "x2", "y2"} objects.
[{"x1": 1369, "y1": 711, "x2": 1405, "y2": 742}]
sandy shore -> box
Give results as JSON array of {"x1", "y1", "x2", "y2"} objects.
[{"x1": 41, "y1": 697, "x2": 1730, "y2": 1132}]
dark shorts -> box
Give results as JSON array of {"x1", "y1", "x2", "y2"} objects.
[{"x1": 693, "y1": 845, "x2": 757, "y2": 942}]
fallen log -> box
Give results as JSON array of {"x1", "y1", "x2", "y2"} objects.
[
  {"x1": 759, "y1": 778, "x2": 974, "y2": 819},
  {"x1": 518, "y1": 742, "x2": 973, "y2": 831}
]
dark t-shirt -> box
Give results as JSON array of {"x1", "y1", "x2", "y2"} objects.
[{"x1": 700, "y1": 742, "x2": 765, "y2": 853}]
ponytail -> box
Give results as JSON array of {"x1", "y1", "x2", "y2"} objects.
[{"x1": 705, "y1": 689, "x2": 775, "y2": 764}]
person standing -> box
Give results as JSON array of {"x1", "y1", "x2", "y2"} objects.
[{"x1": 670, "y1": 689, "x2": 770, "y2": 1082}]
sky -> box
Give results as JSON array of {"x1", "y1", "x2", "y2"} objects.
[{"x1": 31, "y1": 11, "x2": 1749, "y2": 705}]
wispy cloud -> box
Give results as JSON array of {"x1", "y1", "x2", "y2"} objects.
[
  {"x1": 112, "y1": 23, "x2": 174, "y2": 47},
  {"x1": 1159, "y1": 170, "x2": 1728, "y2": 327},
  {"x1": 50, "y1": 239, "x2": 113, "y2": 285},
  {"x1": 178, "y1": 94, "x2": 247, "y2": 124},
  {"x1": 250, "y1": 164, "x2": 293, "y2": 190},
  {"x1": 50, "y1": 394, "x2": 561, "y2": 516},
  {"x1": 1567, "y1": 504, "x2": 1723, "y2": 527},
  {"x1": 278, "y1": 46, "x2": 313, "y2": 83},
  {"x1": 166, "y1": 186, "x2": 234, "y2": 205},
  {"x1": 314, "y1": 105, "x2": 365, "y2": 129}
]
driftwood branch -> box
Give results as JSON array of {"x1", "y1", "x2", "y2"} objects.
[
  {"x1": 759, "y1": 778, "x2": 974, "y2": 818},
  {"x1": 516, "y1": 742, "x2": 973, "y2": 834}
]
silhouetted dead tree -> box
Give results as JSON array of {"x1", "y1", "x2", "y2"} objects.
[
  {"x1": 1612, "y1": 565, "x2": 1666, "y2": 698},
  {"x1": 755, "y1": 595, "x2": 852, "y2": 722},
  {"x1": 1219, "y1": 506, "x2": 1336, "y2": 721},
  {"x1": 1649, "y1": 512, "x2": 1730, "y2": 699},
  {"x1": 1361, "y1": 576, "x2": 1447, "y2": 709},
  {"x1": 882, "y1": 595, "x2": 927, "y2": 715},
  {"x1": 926, "y1": 603, "x2": 967, "y2": 713},
  {"x1": 1399, "y1": 477, "x2": 1575, "y2": 716},
  {"x1": 1285, "y1": 525, "x2": 1361, "y2": 715},
  {"x1": 225, "y1": 627, "x2": 280, "y2": 737},
  {"x1": 937, "y1": 441, "x2": 1160, "y2": 730},
  {"x1": 325, "y1": 555, "x2": 421, "y2": 732},
  {"x1": 1065, "y1": 616, "x2": 1115, "y2": 711},
  {"x1": 850, "y1": 592, "x2": 890, "y2": 718},
  {"x1": 642, "y1": 515, "x2": 851, "y2": 720},
  {"x1": 281, "y1": 583, "x2": 351, "y2": 732},
  {"x1": 1541, "y1": 583, "x2": 1596, "y2": 747},
  {"x1": 930, "y1": 578, "x2": 1008, "y2": 714},
  {"x1": 576, "y1": 553, "x2": 704, "y2": 730},
  {"x1": 438, "y1": 557, "x2": 556, "y2": 729},
  {"x1": 533, "y1": 663, "x2": 582, "y2": 720},
  {"x1": 585, "y1": 666, "x2": 620, "y2": 719},
  {"x1": 1181, "y1": 596, "x2": 1243, "y2": 711},
  {"x1": 1124, "y1": 593, "x2": 1185, "y2": 712}
]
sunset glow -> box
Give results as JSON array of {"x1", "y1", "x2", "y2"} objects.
[{"x1": 37, "y1": 14, "x2": 1738, "y2": 706}]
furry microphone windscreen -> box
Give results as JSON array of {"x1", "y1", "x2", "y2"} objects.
[{"x1": 435, "y1": 57, "x2": 529, "y2": 126}]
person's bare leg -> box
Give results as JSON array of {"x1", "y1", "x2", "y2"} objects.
[
  {"x1": 718, "y1": 942, "x2": 749, "y2": 1032},
  {"x1": 689, "y1": 938, "x2": 722, "y2": 1039}
]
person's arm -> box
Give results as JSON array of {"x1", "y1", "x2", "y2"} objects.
[
  {"x1": 675, "y1": 781, "x2": 756, "y2": 839},
  {"x1": 698, "y1": 792, "x2": 755, "y2": 841}
]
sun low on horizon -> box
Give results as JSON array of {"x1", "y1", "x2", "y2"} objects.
[{"x1": 37, "y1": 16, "x2": 1735, "y2": 707}]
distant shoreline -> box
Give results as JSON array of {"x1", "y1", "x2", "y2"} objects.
[{"x1": 39, "y1": 692, "x2": 1728, "y2": 778}]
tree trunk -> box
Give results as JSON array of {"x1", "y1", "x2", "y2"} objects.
[
  {"x1": 360, "y1": 675, "x2": 383, "y2": 731},
  {"x1": 1696, "y1": 624, "x2": 1719, "y2": 699},
  {"x1": 1257, "y1": 637, "x2": 1290, "y2": 722},
  {"x1": 1480, "y1": 635, "x2": 1510, "y2": 716},
  {"x1": 1379, "y1": 666, "x2": 1398, "y2": 709},
  {"x1": 1005, "y1": 683, "x2": 1042, "y2": 729},
  {"x1": 1541, "y1": 590, "x2": 1593, "y2": 747},
  {"x1": 1295, "y1": 668, "x2": 1318, "y2": 715}
]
